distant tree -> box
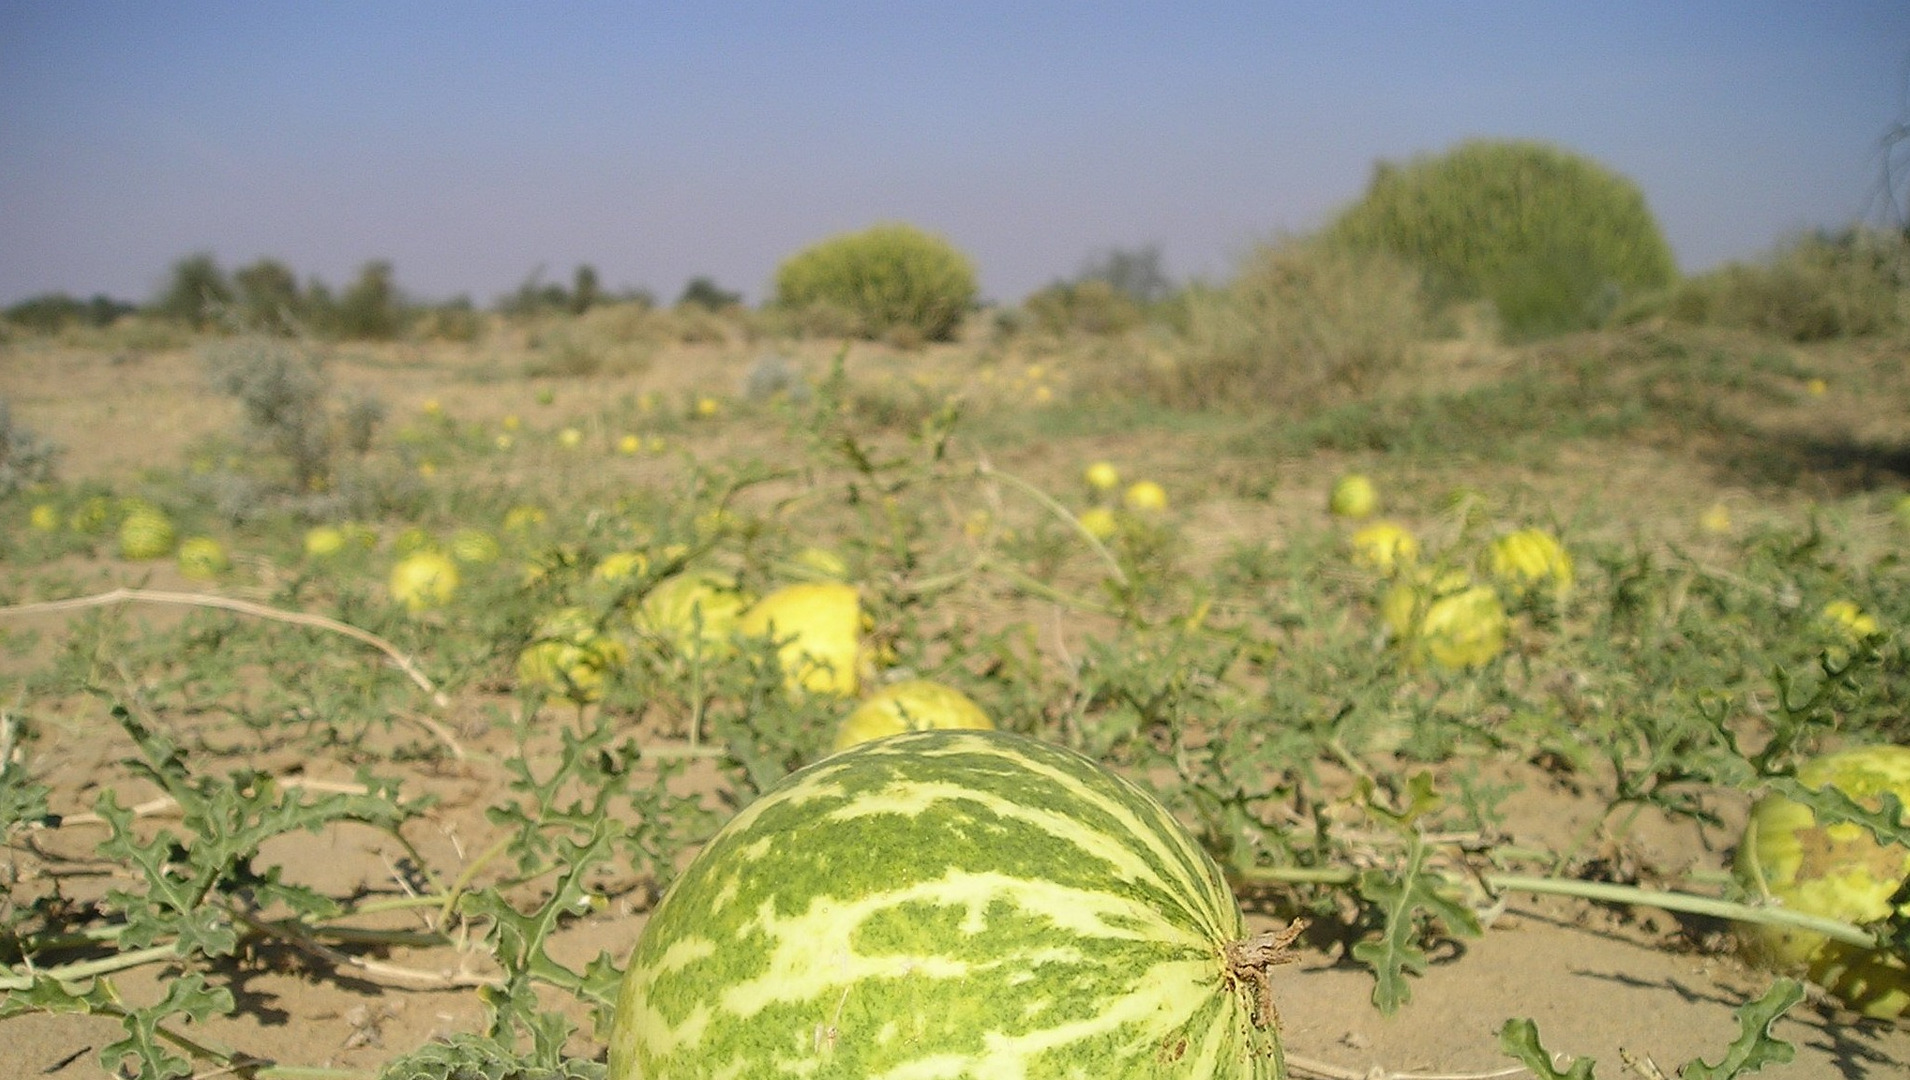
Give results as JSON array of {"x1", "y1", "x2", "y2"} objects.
[
  {"x1": 498, "y1": 266, "x2": 570, "y2": 316},
  {"x1": 571, "y1": 264, "x2": 601, "y2": 314},
  {"x1": 1078, "y1": 245, "x2": 1173, "y2": 304},
  {"x1": 1021, "y1": 279, "x2": 1143, "y2": 336},
  {"x1": 416, "y1": 294, "x2": 484, "y2": 342},
  {"x1": 4, "y1": 293, "x2": 136, "y2": 332},
  {"x1": 1867, "y1": 54, "x2": 1910, "y2": 237},
  {"x1": 303, "y1": 279, "x2": 338, "y2": 327},
  {"x1": 1328, "y1": 139, "x2": 1677, "y2": 339},
  {"x1": 233, "y1": 258, "x2": 305, "y2": 334},
  {"x1": 333, "y1": 260, "x2": 405, "y2": 340},
  {"x1": 678, "y1": 276, "x2": 742, "y2": 311},
  {"x1": 155, "y1": 252, "x2": 233, "y2": 329}
]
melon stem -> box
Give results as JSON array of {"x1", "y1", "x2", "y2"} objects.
[{"x1": 1225, "y1": 919, "x2": 1307, "y2": 1029}]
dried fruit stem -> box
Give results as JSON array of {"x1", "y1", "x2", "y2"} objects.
[{"x1": 1226, "y1": 919, "x2": 1306, "y2": 1029}]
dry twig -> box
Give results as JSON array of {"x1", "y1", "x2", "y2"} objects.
[{"x1": 0, "y1": 586, "x2": 464, "y2": 758}]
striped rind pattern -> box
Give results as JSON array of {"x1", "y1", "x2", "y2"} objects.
[{"x1": 611, "y1": 729, "x2": 1282, "y2": 1079}]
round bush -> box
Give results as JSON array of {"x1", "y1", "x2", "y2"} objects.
[
  {"x1": 774, "y1": 223, "x2": 979, "y2": 343},
  {"x1": 1328, "y1": 139, "x2": 1677, "y2": 338}
]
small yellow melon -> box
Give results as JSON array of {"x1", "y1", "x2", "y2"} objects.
[
  {"x1": 1736, "y1": 745, "x2": 1910, "y2": 1018},
  {"x1": 389, "y1": 552, "x2": 459, "y2": 613},
  {"x1": 741, "y1": 582, "x2": 862, "y2": 696},
  {"x1": 833, "y1": 680, "x2": 995, "y2": 753}
]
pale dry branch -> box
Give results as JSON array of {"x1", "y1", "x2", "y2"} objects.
[{"x1": 0, "y1": 587, "x2": 465, "y2": 758}]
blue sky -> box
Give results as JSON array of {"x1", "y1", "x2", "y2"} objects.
[{"x1": 3, "y1": 2, "x2": 1907, "y2": 308}]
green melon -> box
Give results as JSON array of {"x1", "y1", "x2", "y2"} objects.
[
  {"x1": 304, "y1": 526, "x2": 347, "y2": 559},
  {"x1": 450, "y1": 528, "x2": 501, "y2": 565},
  {"x1": 611, "y1": 729, "x2": 1290, "y2": 1079},
  {"x1": 1328, "y1": 474, "x2": 1377, "y2": 519}
]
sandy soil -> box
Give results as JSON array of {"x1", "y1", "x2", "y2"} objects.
[{"x1": 7, "y1": 689, "x2": 1905, "y2": 1080}]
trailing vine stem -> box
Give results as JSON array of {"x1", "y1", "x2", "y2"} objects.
[{"x1": 1231, "y1": 865, "x2": 1883, "y2": 949}]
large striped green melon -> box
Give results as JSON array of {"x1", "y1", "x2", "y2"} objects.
[{"x1": 610, "y1": 729, "x2": 1289, "y2": 1079}]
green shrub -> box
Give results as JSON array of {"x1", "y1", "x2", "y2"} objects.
[
  {"x1": 1077, "y1": 244, "x2": 1174, "y2": 305},
  {"x1": 1022, "y1": 279, "x2": 1145, "y2": 336},
  {"x1": 204, "y1": 339, "x2": 335, "y2": 492},
  {"x1": 571, "y1": 264, "x2": 601, "y2": 314},
  {"x1": 677, "y1": 276, "x2": 742, "y2": 312},
  {"x1": 1013, "y1": 246, "x2": 1173, "y2": 338},
  {"x1": 154, "y1": 252, "x2": 233, "y2": 330},
  {"x1": 415, "y1": 297, "x2": 485, "y2": 342},
  {"x1": 1667, "y1": 227, "x2": 1906, "y2": 341},
  {"x1": 1328, "y1": 139, "x2": 1677, "y2": 339},
  {"x1": 1152, "y1": 237, "x2": 1425, "y2": 410},
  {"x1": 3, "y1": 293, "x2": 137, "y2": 333},
  {"x1": 523, "y1": 305, "x2": 657, "y2": 379},
  {"x1": 328, "y1": 260, "x2": 409, "y2": 340},
  {"x1": 774, "y1": 223, "x2": 978, "y2": 343},
  {"x1": 232, "y1": 258, "x2": 307, "y2": 335}
]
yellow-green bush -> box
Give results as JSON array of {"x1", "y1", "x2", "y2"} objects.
[
  {"x1": 1328, "y1": 139, "x2": 1677, "y2": 339},
  {"x1": 774, "y1": 223, "x2": 978, "y2": 343}
]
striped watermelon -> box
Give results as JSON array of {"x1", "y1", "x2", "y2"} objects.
[{"x1": 610, "y1": 729, "x2": 1291, "y2": 1079}]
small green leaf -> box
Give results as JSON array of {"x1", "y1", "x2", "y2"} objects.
[
  {"x1": 1678, "y1": 979, "x2": 1803, "y2": 1080},
  {"x1": 579, "y1": 949, "x2": 627, "y2": 1037},
  {"x1": 99, "y1": 973, "x2": 234, "y2": 1080},
  {"x1": 0, "y1": 765, "x2": 51, "y2": 834},
  {"x1": 1498, "y1": 1017, "x2": 1598, "y2": 1080},
  {"x1": 1350, "y1": 833, "x2": 1483, "y2": 1013},
  {"x1": 375, "y1": 1031, "x2": 607, "y2": 1080},
  {"x1": 0, "y1": 973, "x2": 118, "y2": 1018}
]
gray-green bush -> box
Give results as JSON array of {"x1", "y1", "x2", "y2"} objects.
[
  {"x1": 0, "y1": 399, "x2": 60, "y2": 498},
  {"x1": 1022, "y1": 279, "x2": 1145, "y2": 337},
  {"x1": 3, "y1": 293, "x2": 137, "y2": 333},
  {"x1": 774, "y1": 223, "x2": 978, "y2": 343},
  {"x1": 1666, "y1": 227, "x2": 1907, "y2": 341},
  {"x1": 1151, "y1": 237, "x2": 1426, "y2": 410},
  {"x1": 1329, "y1": 139, "x2": 1678, "y2": 339},
  {"x1": 201, "y1": 338, "x2": 387, "y2": 508}
]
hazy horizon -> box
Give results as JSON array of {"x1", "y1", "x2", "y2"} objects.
[{"x1": 4, "y1": 2, "x2": 1908, "y2": 309}]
